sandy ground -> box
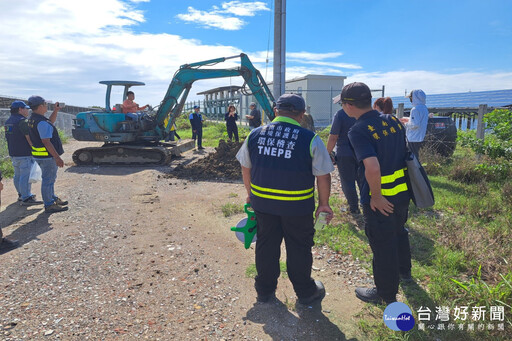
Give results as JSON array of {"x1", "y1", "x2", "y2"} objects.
[{"x1": 0, "y1": 140, "x2": 372, "y2": 340}]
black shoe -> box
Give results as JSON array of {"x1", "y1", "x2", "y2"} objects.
[
  {"x1": 20, "y1": 196, "x2": 44, "y2": 206},
  {"x1": 256, "y1": 291, "x2": 276, "y2": 303},
  {"x1": 0, "y1": 238, "x2": 20, "y2": 252},
  {"x1": 54, "y1": 197, "x2": 68, "y2": 206},
  {"x1": 198, "y1": 146, "x2": 205, "y2": 150},
  {"x1": 298, "y1": 280, "x2": 326, "y2": 305},
  {"x1": 355, "y1": 287, "x2": 396, "y2": 305},
  {"x1": 350, "y1": 208, "x2": 361, "y2": 215},
  {"x1": 400, "y1": 271, "x2": 413, "y2": 282},
  {"x1": 45, "y1": 203, "x2": 69, "y2": 213}
]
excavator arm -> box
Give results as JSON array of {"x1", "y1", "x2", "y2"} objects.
[{"x1": 154, "y1": 53, "x2": 275, "y2": 137}]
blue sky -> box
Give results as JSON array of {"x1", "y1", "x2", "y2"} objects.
[{"x1": 1, "y1": 0, "x2": 511, "y2": 107}]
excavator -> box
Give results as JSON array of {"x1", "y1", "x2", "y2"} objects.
[{"x1": 71, "y1": 53, "x2": 275, "y2": 165}]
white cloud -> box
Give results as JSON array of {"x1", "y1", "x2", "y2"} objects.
[
  {"x1": 287, "y1": 52, "x2": 343, "y2": 61},
  {"x1": 176, "y1": 7, "x2": 245, "y2": 31},
  {"x1": 346, "y1": 70, "x2": 512, "y2": 97},
  {"x1": 0, "y1": 0, "x2": 247, "y2": 106},
  {"x1": 176, "y1": 2, "x2": 270, "y2": 30},
  {"x1": 221, "y1": 1, "x2": 270, "y2": 16}
]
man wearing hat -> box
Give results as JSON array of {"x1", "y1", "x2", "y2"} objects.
[
  {"x1": 236, "y1": 93, "x2": 334, "y2": 305},
  {"x1": 341, "y1": 82, "x2": 412, "y2": 304},
  {"x1": 27, "y1": 96, "x2": 68, "y2": 213},
  {"x1": 189, "y1": 105, "x2": 204, "y2": 150},
  {"x1": 4, "y1": 100, "x2": 43, "y2": 205},
  {"x1": 400, "y1": 89, "x2": 429, "y2": 161},
  {"x1": 246, "y1": 102, "x2": 261, "y2": 130}
]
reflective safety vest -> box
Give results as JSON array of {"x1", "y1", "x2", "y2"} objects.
[
  {"x1": 27, "y1": 113, "x2": 64, "y2": 158},
  {"x1": 248, "y1": 116, "x2": 316, "y2": 216},
  {"x1": 372, "y1": 167, "x2": 408, "y2": 197}
]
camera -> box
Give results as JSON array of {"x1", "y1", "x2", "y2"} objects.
[{"x1": 56, "y1": 102, "x2": 66, "y2": 109}]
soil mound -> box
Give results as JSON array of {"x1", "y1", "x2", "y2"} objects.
[{"x1": 169, "y1": 139, "x2": 243, "y2": 181}]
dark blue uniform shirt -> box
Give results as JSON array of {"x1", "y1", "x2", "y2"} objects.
[
  {"x1": 329, "y1": 109, "x2": 356, "y2": 157},
  {"x1": 348, "y1": 110, "x2": 410, "y2": 205}
]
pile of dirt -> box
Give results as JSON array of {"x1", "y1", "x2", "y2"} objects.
[{"x1": 169, "y1": 139, "x2": 243, "y2": 181}]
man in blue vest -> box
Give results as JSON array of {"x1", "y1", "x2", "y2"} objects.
[
  {"x1": 4, "y1": 100, "x2": 42, "y2": 205},
  {"x1": 236, "y1": 94, "x2": 334, "y2": 305},
  {"x1": 27, "y1": 96, "x2": 68, "y2": 213},
  {"x1": 342, "y1": 82, "x2": 412, "y2": 304},
  {"x1": 189, "y1": 106, "x2": 204, "y2": 150}
]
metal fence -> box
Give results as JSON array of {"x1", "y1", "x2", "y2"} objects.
[{"x1": 184, "y1": 88, "x2": 386, "y2": 129}]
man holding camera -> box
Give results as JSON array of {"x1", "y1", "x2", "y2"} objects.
[{"x1": 27, "y1": 96, "x2": 68, "y2": 213}]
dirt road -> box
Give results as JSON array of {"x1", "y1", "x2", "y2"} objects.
[{"x1": 0, "y1": 140, "x2": 371, "y2": 340}]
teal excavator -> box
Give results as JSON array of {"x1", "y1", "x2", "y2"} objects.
[{"x1": 71, "y1": 53, "x2": 275, "y2": 165}]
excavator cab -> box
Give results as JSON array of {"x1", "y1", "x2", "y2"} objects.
[{"x1": 72, "y1": 81, "x2": 151, "y2": 143}]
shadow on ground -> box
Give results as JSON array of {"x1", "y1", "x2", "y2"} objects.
[
  {"x1": 245, "y1": 298, "x2": 357, "y2": 341},
  {"x1": 64, "y1": 164, "x2": 170, "y2": 176},
  {"x1": 0, "y1": 203, "x2": 52, "y2": 254}
]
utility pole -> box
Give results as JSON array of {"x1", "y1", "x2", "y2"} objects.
[{"x1": 273, "y1": 0, "x2": 286, "y2": 99}]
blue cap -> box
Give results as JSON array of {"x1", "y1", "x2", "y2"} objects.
[
  {"x1": 11, "y1": 100, "x2": 30, "y2": 109},
  {"x1": 276, "y1": 93, "x2": 305, "y2": 112},
  {"x1": 28, "y1": 95, "x2": 46, "y2": 107},
  {"x1": 193, "y1": 105, "x2": 200, "y2": 109}
]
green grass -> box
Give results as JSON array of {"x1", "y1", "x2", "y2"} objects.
[
  {"x1": 319, "y1": 146, "x2": 512, "y2": 340},
  {"x1": 221, "y1": 202, "x2": 244, "y2": 217},
  {"x1": 175, "y1": 114, "x2": 251, "y2": 147}
]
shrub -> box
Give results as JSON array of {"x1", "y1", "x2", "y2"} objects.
[
  {"x1": 419, "y1": 143, "x2": 451, "y2": 176},
  {"x1": 458, "y1": 109, "x2": 512, "y2": 160}
]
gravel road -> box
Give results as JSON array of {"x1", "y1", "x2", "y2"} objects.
[{"x1": 0, "y1": 140, "x2": 373, "y2": 340}]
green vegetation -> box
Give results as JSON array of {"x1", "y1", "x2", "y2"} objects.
[
  {"x1": 0, "y1": 128, "x2": 14, "y2": 177},
  {"x1": 221, "y1": 202, "x2": 244, "y2": 217},
  {"x1": 174, "y1": 114, "x2": 251, "y2": 147},
  {"x1": 314, "y1": 119, "x2": 512, "y2": 340}
]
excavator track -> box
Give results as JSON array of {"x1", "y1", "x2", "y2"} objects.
[{"x1": 72, "y1": 145, "x2": 172, "y2": 166}]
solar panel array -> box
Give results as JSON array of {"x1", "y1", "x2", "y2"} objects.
[{"x1": 388, "y1": 89, "x2": 512, "y2": 109}]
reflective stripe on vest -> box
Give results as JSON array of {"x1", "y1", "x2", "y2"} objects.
[
  {"x1": 251, "y1": 183, "x2": 314, "y2": 201},
  {"x1": 380, "y1": 183, "x2": 408, "y2": 196},
  {"x1": 371, "y1": 167, "x2": 408, "y2": 196},
  {"x1": 32, "y1": 145, "x2": 49, "y2": 156}
]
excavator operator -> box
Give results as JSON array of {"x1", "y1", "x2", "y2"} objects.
[{"x1": 122, "y1": 91, "x2": 148, "y2": 113}]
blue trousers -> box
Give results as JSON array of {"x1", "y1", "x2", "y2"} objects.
[
  {"x1": 336, "y1": 155, "x2": 361, "y2": 212},
  {"x1": 192, "y1": 127, "x2": 203, "y2": 147},
  {"x1": 11, "y1": 156, "x2": 35, "y2": 201},
  {"x1": 35, "y1": 158, "x2": 58, "y2": 207}
]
